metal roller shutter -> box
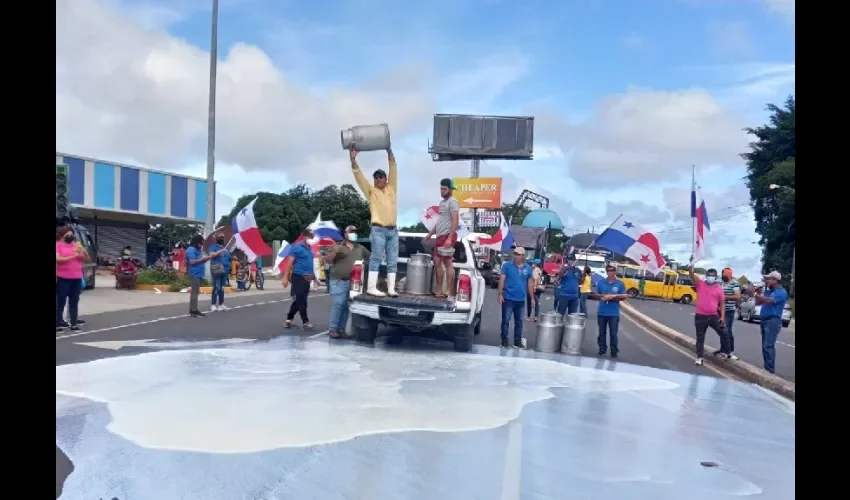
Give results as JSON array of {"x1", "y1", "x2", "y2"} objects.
[{"x1": 80, "y1": 219, "x2": 147, "y2": 266}]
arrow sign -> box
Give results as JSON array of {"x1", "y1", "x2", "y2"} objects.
[{"x1": 76, "y1": 338, "x2": 256, "y2": 351}]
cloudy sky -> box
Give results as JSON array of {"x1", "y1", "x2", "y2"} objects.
[{"x1": 56, "y1": 0, "x2": 795, "y2": 278}]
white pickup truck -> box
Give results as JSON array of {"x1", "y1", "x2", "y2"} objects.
[{"x1": 347, "y1": 232, "x2": 486, "y2": 352}]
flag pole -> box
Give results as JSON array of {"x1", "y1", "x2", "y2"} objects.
[
  {"x1": 582, "y1": 214, "x2": 623, "y2": 254},
  {"x1": 690, "y1": 165, "x2": 696, "y2": 265}
]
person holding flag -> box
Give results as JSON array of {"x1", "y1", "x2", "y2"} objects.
[
  {"x1": 324, "y1": 225, "x2": 370, "y2": 338},
  {"x1": 281, "y1": 228, "x2": 321, "y2": 330},
  {"x1": 350, "y1": 146, "x2": 399, "y2": 297}
]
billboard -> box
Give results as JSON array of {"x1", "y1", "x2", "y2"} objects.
[
  {"x1": 453, "y1": 177, "x2": 503, "y2": 209},
  {"x1": 430, "y1": 114, "x2": 534, "y2": 161},
  {"x1": 476, "y1": 211, "x2": 502, "y2": 228}
]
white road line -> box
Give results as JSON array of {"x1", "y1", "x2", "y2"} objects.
[
  {"x1": 56, "y1": 294, "x2": 330, "y2": 341},
  {"x1": 778, "y1": 341, "x2": 795, "y2": 348},
  {"x1": 307, "y1": 330, "x2": 330, "y2": 339}
]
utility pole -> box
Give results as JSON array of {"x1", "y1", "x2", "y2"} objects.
[
  {"x1": 204, "y1": 0, "x2": 219, "y2": 236},
  {"x1": 470, "y1": 158, "x2": 480, "y2": 232}
]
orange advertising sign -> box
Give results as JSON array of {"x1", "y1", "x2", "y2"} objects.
[{"x1": 452, "y1": 177, "x2": 503, "y2": 209}]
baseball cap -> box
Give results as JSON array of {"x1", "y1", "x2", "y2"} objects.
[
  {"x1": 513, "y1": 247, "x2": 526, "y2": 256},
  {"x1": 440, "y1": 178, "x2": 456, "y2": 189},
  {"x1": 764, "y1": 271, "x2": 782, "y2": 280},
  {"x1": 373, "y1": 169, "x2": 387, "y2": 179},
  {"x1": 722, "y1": 268, "x2": 734, "y2": 278}
]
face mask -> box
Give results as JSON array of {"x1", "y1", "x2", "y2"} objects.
[
  {"x1": 705, "y1": 276, "x2": 716, "y2": 284},
  {"x1": 63, "y1": 235, "x2": 74, "y2": 243},
  {"x1": 347, "y1": 233, "x2": 358, "y2": 242},
  {"x1": 306, "y1": 237, "x2": 319, "y2": 246},
  {"x1": 566, "y1": 261, "x2": 575, "y2": 267}
]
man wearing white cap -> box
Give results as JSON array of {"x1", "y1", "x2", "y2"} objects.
[{"x1": 754, "y1": 271, "x2": 788, "y2": 374}]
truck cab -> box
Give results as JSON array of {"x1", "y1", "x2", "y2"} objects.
[{"x1": 347, "y1": 232, "x2": 485, "y2": 352}]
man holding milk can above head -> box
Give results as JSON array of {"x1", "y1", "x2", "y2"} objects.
[{"x1": 350, "y1": 146, "x2": 399, "y2": 297}]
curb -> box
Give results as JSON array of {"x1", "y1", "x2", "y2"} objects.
[
  {"x1": 135, "y1": 284, "x2": 234, "y2": 294},
  {"x1": 621, "y1": 302, "x2": 795, "y2": 401}
]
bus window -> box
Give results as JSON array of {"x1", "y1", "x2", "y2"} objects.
[
  {"x1": 623, "y1": 267, "x2": 638, "y2": 279},
  {"x1": 615, "y1": 266, "x2": 625, "y2": 278}
]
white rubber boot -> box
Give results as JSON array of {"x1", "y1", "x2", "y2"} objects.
[
  {"x1": 367, "y1": 271, "x2": 386, "y2": 297},
  {"x1": 386, "y1": 273, "x2": 399, "y2": 297}
]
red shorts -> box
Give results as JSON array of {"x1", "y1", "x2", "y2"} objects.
[{"x1": 433, "y1": 233, "x2": 456, "y2": 260}]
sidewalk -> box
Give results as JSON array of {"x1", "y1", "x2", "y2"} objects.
[{"x1": 80, "y1": 275, "x2": 285, "y2": 315}]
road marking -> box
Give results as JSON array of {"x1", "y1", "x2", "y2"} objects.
[
  {"x1": 307, "y1": 330, "x2": 329, "y2": 339},
  {"x1": 56, "y1": 294, "x2": 330, "y2": 341},
  {"x1": 76, "y1": 338, "x2": 256, "y2": 350},
  {"x1": 778, "y1": 341, "x2": 795, "y2": 348}
]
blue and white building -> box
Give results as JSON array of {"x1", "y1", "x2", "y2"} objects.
[{"x1": 56, "y1": 152, "x2": 214, "y2": 261}]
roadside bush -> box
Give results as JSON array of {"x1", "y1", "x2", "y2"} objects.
[{"x1": 136, "y1": 269, "x2": 208, "y2": 288}]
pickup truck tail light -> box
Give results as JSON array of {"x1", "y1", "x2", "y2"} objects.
[
  {"x1": 458, "y1": 274, "x2": 471, "y2": 302},
  {"x1": 351, "y1": 263, "x2": 363, "y2": 293}
]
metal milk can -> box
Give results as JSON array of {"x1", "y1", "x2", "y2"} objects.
[
  {"x1": 562, "y1": 313, "x2": 587, "y2": 355},
  {"x1": 405, "y1": 253, "x2": 433, "y2": 295},
  {"x1": 535, "y1": 311, "x2": 565, "y2": 353},
  {"x1": 340, "y1": 124, "x2": 392, "y2": 152}
]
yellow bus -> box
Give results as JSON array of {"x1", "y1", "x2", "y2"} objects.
[{"x1": 613, "y1": 263, "x2": 698, "y2": 304}]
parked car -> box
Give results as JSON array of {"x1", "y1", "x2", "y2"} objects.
[{"x1": 737, "y1": 296, "x2": 792, "y2": 327}]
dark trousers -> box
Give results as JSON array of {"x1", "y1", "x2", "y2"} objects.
[
  {"x1": 556, "y1": 296, "x2": 578, "y2": 315},
  {"x1": 725, "y1": 312, "x2": 736, "y2": 352},
  {"x1": 501, "y1": 299, "x2": 525, "y2": 342},
  {"x1": 597, "y1": 315, "x2": 620, "y2": 355},
  {"x1": 579, "y1": 292, "x2": 589, "y2": 315},
  {"x1": 526, "y1": 290, "x2": 543, "y2": 317},
  {"x1": 694, "y1": 314, "x2": 730, "y2": 358},
  {"x1": 760, "y1": 316, "x2": 782, "y2": 373},
  {"x1": 287, "y1": 274, "x2": 311, "y2": 323},
  {"x1": 56, "y1": 278, "x2": 82, "y2": 327}
]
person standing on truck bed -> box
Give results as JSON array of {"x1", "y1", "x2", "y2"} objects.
[
  {"x1": 349, "y1": 146, "x2": 399, "y2": 298},
  {"x1": 555, "y1": 253, "x2": 584, "y2": 315},
  {"x1": 498, "y1": 247, "x2": 535, "y2": 349},
  {"x1": 424, "y1": 178, "x2": 460, "y2": 299},
  {"x1": 282, "y1": 229, "x2": 321, "y2": 330},
  {"x1": 324, "y1": 225, "x2": 370, "y2": 339}
]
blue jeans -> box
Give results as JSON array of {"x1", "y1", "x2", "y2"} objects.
[
  {"x1": 579, "y1": 293, "x2": 589, "y2": 315},
  {"x1": 211, "y1": 274, "x2": 227, "y2": 306},
  {"x1": 597, "y1": 315, "x2": 620, "y2": 355},
  {"x1": 557, "y1": 296, "x2": 579, "y2": 315},
  {"x1": 501, "y1": 299, "x2": 525, "y2": 342},
  {"x1": 369, "y1": 226, "x2": 399, "y2": 274},
  {"x1": 760, "y1": 316, "x2": 782, "y2": 373},
  {"x1": 329, "y1": 279, "x2": 351, "y2": 332}
]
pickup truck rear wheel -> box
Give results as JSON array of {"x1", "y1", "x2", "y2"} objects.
[
  {"x1": 353, "y1": 314, "x2": 379, "y2": 344},
  {"x1": 452, "y1": 321, "x2": 476, "y2": 352}
]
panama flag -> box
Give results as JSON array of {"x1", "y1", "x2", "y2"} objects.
[
  {"x1": 272, "y1": 235, "x2": 324, "y2": 275},
  {"x1": 478, "y1": 213, "x2": 514, "y2": 252},
  {"x1": 691, "y1": 186, "x2": 710, "y2": 263},
  {"x1": 231, "y1": 197, "x2": 273, "y2": 262},
  {"x1": 308, "y1": 212, "x2": 343, "y2": 241},
  {"x1": 594, "y1": 217, "x2": 666, "y2": 274},
  {"x1": 419, "y1": 205, "x2": 470, "y2": 237}
]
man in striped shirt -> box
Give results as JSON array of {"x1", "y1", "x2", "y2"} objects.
[{"x1": 716, "y1": 268, "x2": 741, "y2": 360}]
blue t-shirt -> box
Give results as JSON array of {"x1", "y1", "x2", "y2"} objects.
[
  {"x1": 185, "y1": 247, "x2": 206, "y2": 278},
  {"x1": 760, "y1": 286, "x2": 788, "y2": 319},
  {"x1": 502, "y1": 262, "x2": 533, "y2": 302},
  {"x1": 596, "y1": 278, "x2": 626, "y2": 317},
  {"x1": 558, "y1": 267, "x2": 583, "y2": 298},
  {"x1": 208, "y1": 243, "x2": 231, "y2": 268},
  {"x1": 290, "y1": 243, "x2": 315, "y2": 276}
]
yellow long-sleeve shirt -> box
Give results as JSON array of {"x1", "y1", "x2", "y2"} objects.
[{"x1": 352, "y1": 155, "x2": 398, "y2": 227}]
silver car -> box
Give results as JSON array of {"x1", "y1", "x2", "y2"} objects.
[{"x1": 737, "y1": 296, "x2": 792, "y2": 327}]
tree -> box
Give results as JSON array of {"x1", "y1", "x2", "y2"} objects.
[
  {"x1": 741, "y1": 95, "x2": 795, "y2": 282},
  {"x1": 400, "y1": 222, "x2": 428, "y2": 232},
  {"x1": 148, "y1": 223, "x2": 202, "y2": 252},
  {"x1": 216, "y1": 184, "x2": 370, "y2": 243}
]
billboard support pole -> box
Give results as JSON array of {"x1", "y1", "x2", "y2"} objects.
[{"x1": 470, "y1": 158, "x2": 480, "y2": 232}]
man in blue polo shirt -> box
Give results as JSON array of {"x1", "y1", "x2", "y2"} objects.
[
  {"x1": 754, "y1": 271, "x2": 788, "y2": 374},
  {"x1": 498, "y1": 247, "x2": 535, "y2": 349},
  {"x1": 590, "y1": 264, "x2": 628, "y2": 358},
  {"x1": 555, "y1": 253, "x2": 584, "y2": 315}
]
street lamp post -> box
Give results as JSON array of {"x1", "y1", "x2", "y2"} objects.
[
  {"x1": 768, "y1": 184, "x2": 795, "y2": 295},
  {"x1": 204, "y1": 0, "x2": 219, "y2": 236}
]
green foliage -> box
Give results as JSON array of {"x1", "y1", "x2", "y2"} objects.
[
  {"x1": 217, "y1": 184, "x2": 370, "y2": 243},
  {"x1": 148, "y1": 223, "x2": 202, "y2": 251},
  {"x1": 741, "y1": 95, "x2": 795, "y2": 284},
  {"x1": 399, "y1": 222, "x2": 428, "y2": 232},
  {"x1": 136, "y1": 268, "x2": 208, "y2": 288}
]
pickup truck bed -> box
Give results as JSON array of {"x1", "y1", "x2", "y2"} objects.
[{"x1": 351, "y1": 292, "x2": 455, "y2": 312}]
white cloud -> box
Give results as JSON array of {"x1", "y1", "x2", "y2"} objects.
[{"x1": 707, "y1": 21, "x2": 754, "y2": 57}]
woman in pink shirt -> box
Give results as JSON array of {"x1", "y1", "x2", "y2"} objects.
[
  {"x1": 689, "y1": 265, "x2": 731, "y2": 366},
  {"x1": 56, "y1": 226, "x2": 90, "y2": 332}
]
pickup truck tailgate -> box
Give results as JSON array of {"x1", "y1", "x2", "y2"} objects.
[{"x1": 351, "y1": 293, "x2": 454, "y2": 312}]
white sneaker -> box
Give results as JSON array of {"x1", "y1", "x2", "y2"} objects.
[
  {"x1": 211, "y1": 305, "x2": 218, "y2": 312},
  {"x1": 218, "y1": 304, "x2": 229, "y2": 311},
  {"x1": 727, "y1": 352, "x2": 739, "y2": 360},
  {"x1": 695, "y1": 357, "x2": 704, "y2": 366}
]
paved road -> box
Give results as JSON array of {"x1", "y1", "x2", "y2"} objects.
[
  {"x1": 626, "y1": 298, "x2": 796, "y2": 383},
  {"x1": 56, "y1": 287, "x2": 731, "y2": 498}
]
